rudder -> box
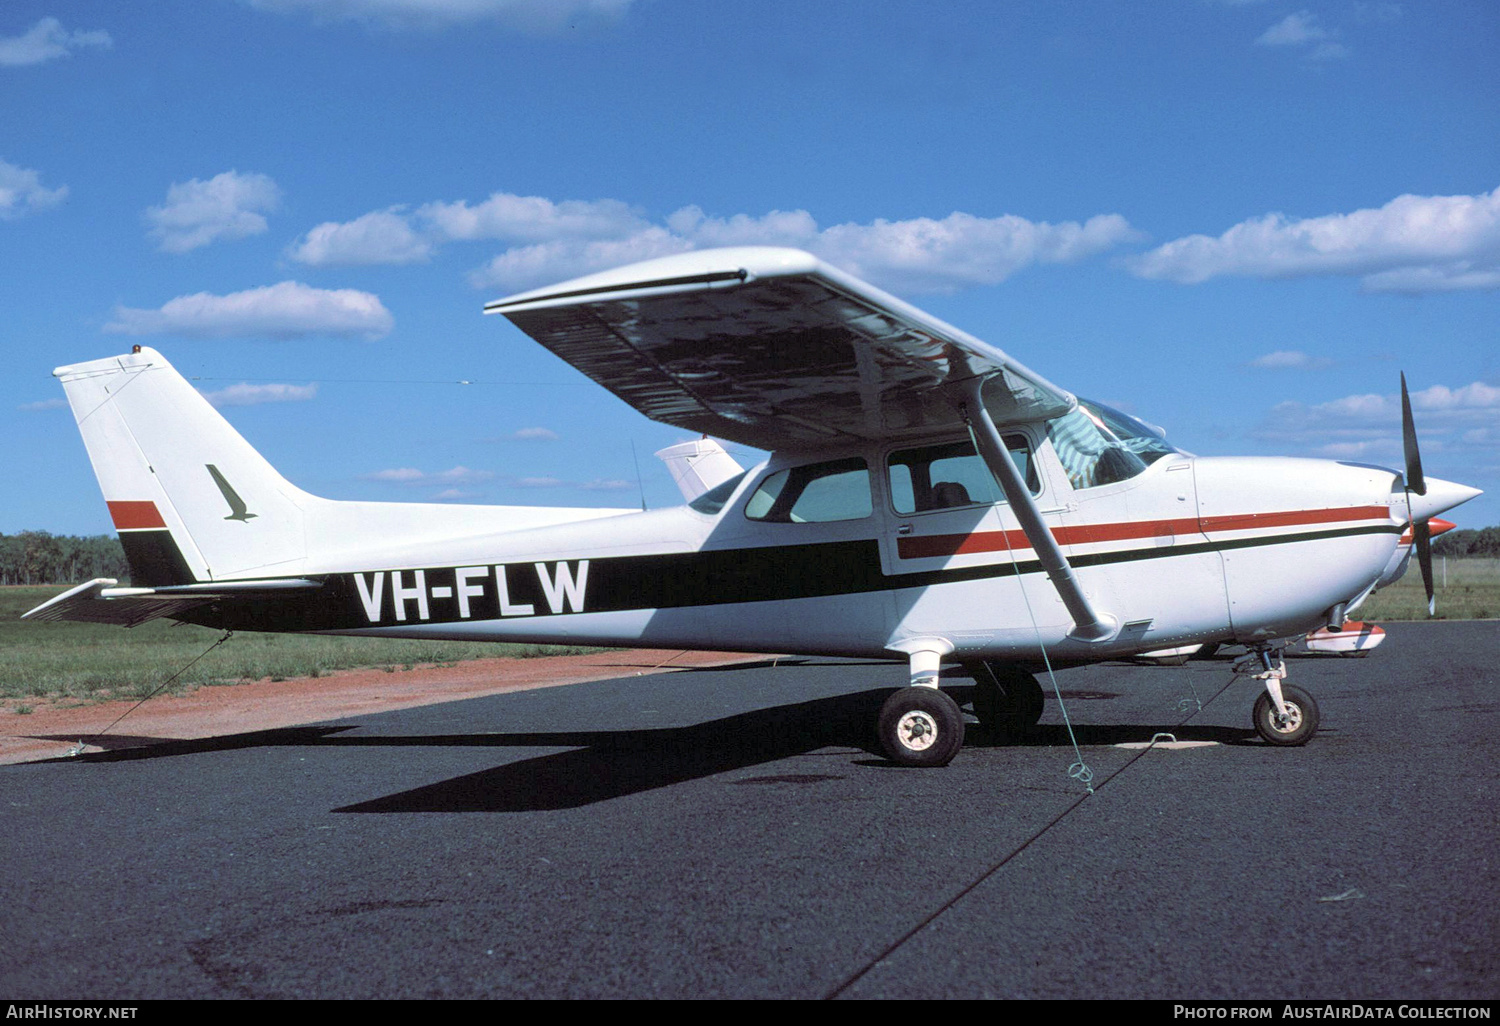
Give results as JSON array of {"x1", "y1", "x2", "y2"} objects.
[{"x1": 55, "y1": 347, "x2": 310, "y2": 584}]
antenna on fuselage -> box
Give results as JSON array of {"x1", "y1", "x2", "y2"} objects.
[{"x1": 631, "y1": 439, "x2": 647, "y2": 512}]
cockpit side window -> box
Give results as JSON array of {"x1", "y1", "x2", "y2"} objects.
[
  {"x1": 1046, "y1": 405, "x2": 1149, "y2": 490},
  {"x1": 744, "y1": 457, "x2": 872, "y2": 523},
  {"x1": 887, "y1": 437, "x2": 1036, "y2": 515}
]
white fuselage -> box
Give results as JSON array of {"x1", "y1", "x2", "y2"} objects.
[{"x1": 304, "y1": 425, "x2": 1409, "y2": 663}]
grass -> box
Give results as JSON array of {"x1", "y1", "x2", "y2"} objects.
[
  {"x1": 1, "y1": 586, "x2": 600, "y2": 706},
  {"x1": 1354, "y1": 557, "x2": 1500, "y2": 622}
]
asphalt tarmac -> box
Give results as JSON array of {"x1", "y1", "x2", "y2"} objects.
[{"x1": 2, "y1": 621, "x2": 1496, "y2": 1000}]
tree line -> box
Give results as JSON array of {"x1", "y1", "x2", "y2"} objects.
[
  {"x1": 0, "y1": 532, "x2": 131, "y2": 586},
  {"x1": 1432, "y1": 527, "x2": 1500, "y2": 559}
]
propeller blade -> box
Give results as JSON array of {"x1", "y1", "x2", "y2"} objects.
[
  {"x1": 1400, "y1": 372, "x2": 1426, "y2": 497},
  {"x1": 1414, "y1": 517, "x2": 1435, "y2": 617}
]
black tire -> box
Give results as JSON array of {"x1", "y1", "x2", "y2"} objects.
[
  {"x1": 1252, "y1": 684, "x2": 1319, "y2": 746},
  {"x1": 877, "y1": 687, "x2": 965, "y2": 767},
  {"x1": 968, "y1": 662, "x2": 1045, "y2": 736}
]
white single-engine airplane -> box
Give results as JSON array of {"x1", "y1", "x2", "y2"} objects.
[{"x1": 26, "y1": 247, "x2": 1482, "y2": 766}]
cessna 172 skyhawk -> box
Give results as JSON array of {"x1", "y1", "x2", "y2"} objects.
[{"x1": 26, "y1": 247, "x2": 1481, "y2": 766}]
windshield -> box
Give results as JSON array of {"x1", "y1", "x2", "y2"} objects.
[
  {"x1": 1079, "y1": 399, "x2": 1180, "y2": 465},
  {"x1": 1047, "y1": 406, "x2": 1147, "y2": 490}
]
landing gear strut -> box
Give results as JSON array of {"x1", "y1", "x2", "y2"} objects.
[
  {"x1": 877, "y1": 643, "x2": 964, "y2": 766},
  {"x1": 1243, "y1": 648, "x2": 1320, "y2": 746}
]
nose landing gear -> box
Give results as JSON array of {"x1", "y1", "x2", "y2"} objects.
[{"x1": 1240, "y1": 648, "x2": 1320, "y2": 746}]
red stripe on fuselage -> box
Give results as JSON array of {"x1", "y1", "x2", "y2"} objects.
[
  {"x1": 896, "y1": 505, "x2": 1392, "y2": 560},
  {"x1": 1197, "y1": 505, "x2": 1390, "y2": 533},
  {"x1": 108, "y1": 500, "x2": 167, "y2": 530}
]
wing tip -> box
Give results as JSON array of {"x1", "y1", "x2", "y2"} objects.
[{"x1": 485, "y1": 246, "x2": 823, "y2": 314}]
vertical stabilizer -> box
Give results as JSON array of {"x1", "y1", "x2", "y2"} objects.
[
  {"x1": 655, "y1": 438, "x2": 744, "y2": 503},
  {"x1": 54, "y1": 347, "x2": 311, "y2": 583}
]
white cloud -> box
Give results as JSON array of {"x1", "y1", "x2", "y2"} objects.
[
  {"x1": 1254, "y1": 381, "x2": 1500, "y2": 461},
  {"x1": 245, "y1": 0, "x2": 634, "y2": 32},
  {"x1": 291, "y1": 188, "x2": 1137, "y2": 292},
  {"x1": 580, "y1": 478, "x2": 633, "y2": 491},
  {"x1": 514, "y1": 476, "x2": 564, "y2": 488},
  {"x1": 365, "y1": 467, "x2": 425, "y2": 482},
  {"x1": 1249, "y1": 350, "x2": 1334, "y2": 370},
  {"x1": 363, "y1": 465, "x2": 494, "y2": 484},
  {"x1": 433, "y1": 466, "x2": 494, "y2": 482},
  {"x1": 146, "y1": 171, "x2": 281, "y2": 253},
  {"x1": 1128, "y1": 187, "x2": 1500, "y2": 293},
  {"x1": 286, "y1": 207, "x2": 433, "y2": 265},
  {"x1": 1255, "y1": 11, "x2": 1349, "y2": 59},
  {"x1": 420, "y1": 193, "x2": 647, "y2": 243},
  {"x1": 105, "y1": 281, "x2": 394, "y2": 339},
  {"x1": 468, "y1": 202, "x2": 1138, "y2": 294},
  {"x1": 0, "y1": 159, "x2": 68, "y2": 220},
  {"x1": 467, "y1": 228, "x2": 692, "y2": 291},
  {"x1": 1257, "y1": 11, "x2": 1328, "y2": 45},
  {"x1": 0, "y1": 17, "x2": 111, "y2": 67},
  {"x1": 506, "y1": 427, "x2": 559, "y2": 441},
  {"x1": 814, "y1": 212, "x2": 1138, "y2": 293},
  {"x1": 18, "y1": 398, "x2": 68, "y2": 411},
  {"x1": 291, "y1": 193, "x2": 651, "y2": 267},
  {"x1": 1360, "y1": 263, "x2": 1500, "y2": 295},
  {"x1": 199, "y1": 382, "x2": 318, "y2": 407}
]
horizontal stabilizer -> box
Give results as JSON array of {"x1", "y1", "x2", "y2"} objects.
[{"x1": 21, "y1": 577, "x2": 322, "y2": 627}]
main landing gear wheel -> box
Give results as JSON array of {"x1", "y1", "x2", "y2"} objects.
[
  {"x1": 1252, "y1": 684, "x2": 1320, "y2": 746},
  {"x1": 968, "y1": 662, "x2": 1045, "y2": 737},
  {"x1": 877, "y1": 687, "x2": 965, "y2": 767}
]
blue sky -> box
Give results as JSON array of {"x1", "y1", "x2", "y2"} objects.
[{"x1": 4, "y1": 0, "x2": 1497, "y2": 535}]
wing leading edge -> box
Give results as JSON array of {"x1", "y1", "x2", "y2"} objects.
[{"x1": 487, "y1": 247, "x2": 1075, "y2": 451}]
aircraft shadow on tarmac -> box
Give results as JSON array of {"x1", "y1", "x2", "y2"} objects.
[{"x1": 31, "y1": 685, "x2": 1257, "y2": 812}]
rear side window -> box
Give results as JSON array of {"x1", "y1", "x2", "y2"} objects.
[
  {"x1": 744, "y1": 458, "x2": 872, "y2": 523},
  {"x1": 688, "y1": 471, "x2": 748, "y2": 515},
  {"x1": 887, "y1": 437, "x2": 1036, "y2": 515}
]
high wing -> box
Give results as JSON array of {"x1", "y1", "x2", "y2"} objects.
[{"x1": 487, "y1": 247, "x2": 1075, "y2": 450}]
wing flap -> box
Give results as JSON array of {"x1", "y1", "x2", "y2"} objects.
[{"x1": 490, "y1": 247, "x2": 1074, "y2": 450}]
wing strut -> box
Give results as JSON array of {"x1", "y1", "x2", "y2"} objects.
[{"x1": 961, "y1": 379, "x2": 1118, "y2": 644}]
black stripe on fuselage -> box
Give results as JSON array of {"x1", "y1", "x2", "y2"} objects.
[{"x1": 177, "y1": 522, "x2": 1400, "y2": 633}]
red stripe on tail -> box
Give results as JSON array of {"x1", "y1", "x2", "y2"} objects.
[{"x1": 107, "y1": 501, "x2": 166, "y2": 530}]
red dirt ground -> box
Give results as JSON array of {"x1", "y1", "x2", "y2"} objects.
[{"x1": 0, "y1": 649, "x2": 768, "y2": 765}]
